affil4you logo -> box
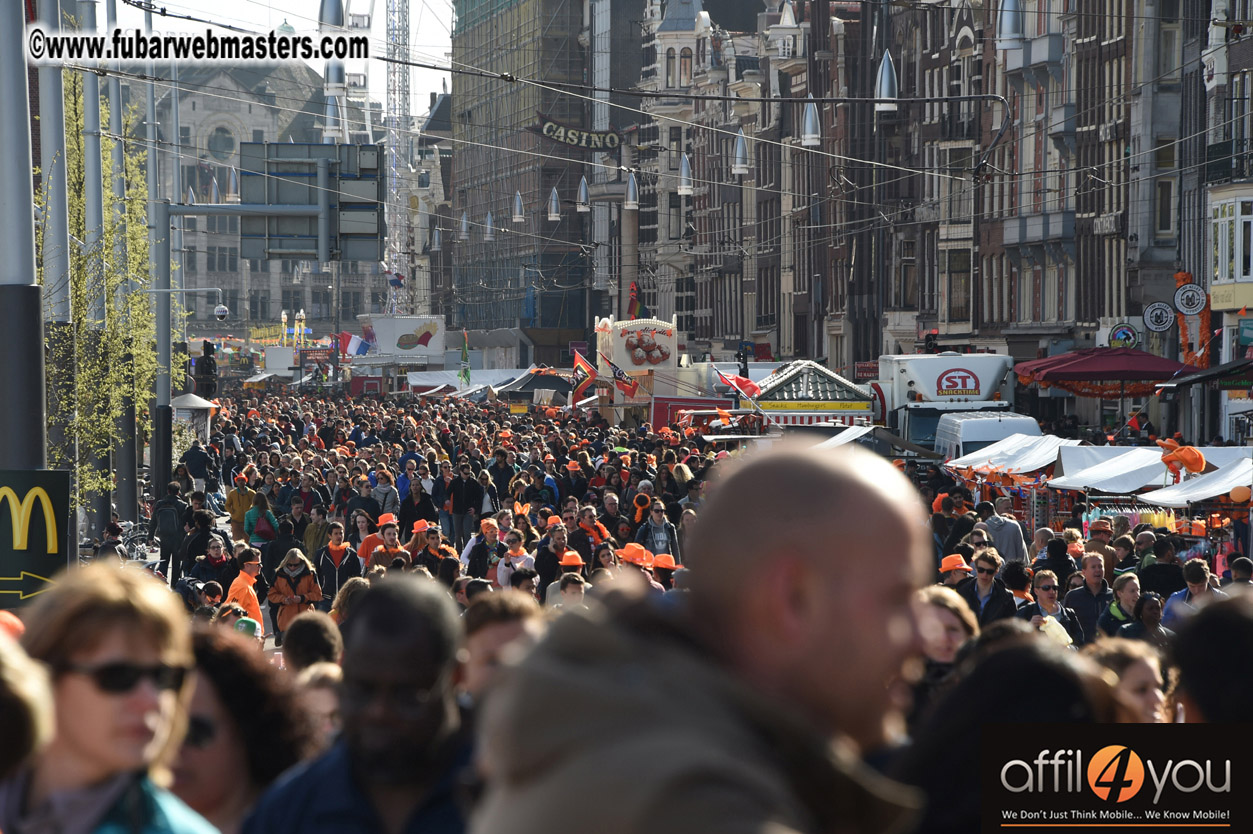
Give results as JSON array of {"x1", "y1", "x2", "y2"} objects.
[{"x1": 1000, "y1": 745, "x2": 1230, "y2": 805}]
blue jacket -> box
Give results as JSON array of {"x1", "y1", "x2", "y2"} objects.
[
  {"x1": 242, "y1": 739, "x2": 470, "y2": 834},
  {"x1": 1162, "y1": 586, "x2": 1228, "y2": 628}
]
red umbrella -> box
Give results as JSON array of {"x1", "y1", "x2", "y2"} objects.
[
  {"x1": 1015, "y1": 348, "x2": 1191, "y2": 433},
  {"x1": 1018, "y1": 347, "x2": 1188, "y2": 383}
]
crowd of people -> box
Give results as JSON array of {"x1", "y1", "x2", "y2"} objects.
[{"x1": 1, "y1": 387, "x2": 1251, "y2": 834}]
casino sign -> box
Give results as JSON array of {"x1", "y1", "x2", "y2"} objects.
[{"x1": 533, "y1": 113, "x2": 621, "y2": 150}]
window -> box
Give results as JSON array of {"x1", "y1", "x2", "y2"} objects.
[
  {"x1": 1158, "y1": 25, "x2": 1181, "y2": 80},
  {"x1": 679, "y1": 48, "x2": 693, "y2": 86},
  {"x1": 249, "y1": 259, "x2": 264, "y2": 273},
  {"x1": 1155, "y1": 180, "x2": 1175, "y2": 236},
  {"x1": 252, "y1": 129, "x2": 265, "y2": 144},
  {"x1": 665, "y1": 48, "x2": 676, "y2": 87},
  {"x1": 668, "y1": 193, "x2": 682, "y2": 239},
  {"x1": 282, "y1": 289, "x2": 304, "y2": 313},
  {"x1": 185, "y1": 217, "x2": 197, "y2": 232},
  {"x1": 249, "y1": 290, "x2": 270, "y2": 320},
  {"x1": 179, "y1": 126, "x2": 191, "y2": 152},
  {"x1": 898, "y1": 240, "x2": 917, "y2": 309},
  {"x1": 371, "y1": 290, "x2": 388, "y2": 313},
  {"x1": 669, "y1": 127, "x2": 682, "y2": 170},
  {"x1": 311, "y1": 288, "x2": 330, "y2": 318},
  {"x1": 946, "y1": 249, "x2": 972, "y2": 321},
  {"x1": 183, "y1": 246, "x2": 197, "y2": 274}
]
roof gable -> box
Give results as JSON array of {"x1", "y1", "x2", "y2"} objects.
[{"x1": 755, "y1": 360, "x2": 870, "y2": 403}]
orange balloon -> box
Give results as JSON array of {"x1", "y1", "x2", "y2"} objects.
[{"x1": 1230, "y1": 485, "x2": 1252, "y2": 504}]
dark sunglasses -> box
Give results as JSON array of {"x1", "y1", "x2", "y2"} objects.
[
  {"x1": 1038, "y1": 585, "x2": 1058, "y2": 592},
  {"x1": 505, "y1": 538, "x2": 521, "y2": 545},
  {"x1": 975, "y1": 566, "x2": 997, "y2": 576},
  {"x1": 184, "y1": 715, "x2": 218, "y2": 748},
  {"x1": 652, "y1": 508, "x2": 665, "y2": 514},
  {"x1": 63, "y1": 662, "x2": 189, "y2": 693}
]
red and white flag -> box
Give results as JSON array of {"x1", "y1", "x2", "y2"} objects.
[{"x1": 715, "y1": 368, "x2": 761, "y2": 399}]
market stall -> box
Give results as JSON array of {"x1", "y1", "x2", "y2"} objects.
[
  {"x1": 1046, "y1": 447, "x2": 1253, "y2": 494},
  {"x1": 749, "y1": 360, "x2": 873, "y2": 427},
  {"x1": 945, "y1": 433, "x2": 1084, "y2": 473}
]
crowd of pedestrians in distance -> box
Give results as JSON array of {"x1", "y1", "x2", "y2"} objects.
[{"x1": 1, "y1": 387, "x2": 1250, "y2": 834}]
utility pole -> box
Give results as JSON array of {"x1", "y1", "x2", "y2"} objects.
[
  {"x1": 0, "y1": 0, "x2": 48, "y2": 468},
  {"x1": 40, "y1": 0, "x2": 72, "y2": 475},
  {"x1": 80, "y1": 0, "x2": 113, "y2": 537},
  {"x1": 108, "y1": 0, "x2": 138, "y2": 522}
]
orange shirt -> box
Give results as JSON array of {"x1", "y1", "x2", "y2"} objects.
[
  {"x1": 358, "y1": 533, "x2": 384, "y2": 564},
  {"x1": 226, "y1": 571, "x2": 263, "y2": 625}
]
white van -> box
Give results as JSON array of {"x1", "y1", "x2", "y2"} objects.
[{"x1": 934, "y1": 411, "x2": 1041, "y2": 460}]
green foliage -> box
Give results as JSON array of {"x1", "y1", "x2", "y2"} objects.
[{"x1": 36, "y1": 70, "x2": 185, "y2": 509}]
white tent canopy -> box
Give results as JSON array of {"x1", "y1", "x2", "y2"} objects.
[
  {"x1": 813, "y1": 425, "x2": 874, "y2": 449},
  {"x1": 406, "y1": 369, "x2": 521, "y2": 389},
  {"x1": 1053, "y1": 446, "x2": 1131, "y2": 476},
  {"x1": 1138, "y1": 458, "x2": 1253, "y2": 507},
  {"x1": 946, "y1": 433, "x2": 1084, "y2": 472},
  {"x1": 1048, "y1": 447, "x2": 1253, "y2": 494}
]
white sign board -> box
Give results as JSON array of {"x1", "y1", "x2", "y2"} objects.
[{"x1": 363, "y1": 316, "x2": 447, "y2": 357}]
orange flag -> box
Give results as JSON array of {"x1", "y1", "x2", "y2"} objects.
[
  {"x1": 716, "y1": 407, "x2": 732, "y2": 425},
  {"x1": 1240, "y1": 305, "x2": 1248, "y2": 316}
]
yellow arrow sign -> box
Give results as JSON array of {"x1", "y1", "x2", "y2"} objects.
[{"x1": 0, "y1": 571, "x2": 55, "y2": 600}]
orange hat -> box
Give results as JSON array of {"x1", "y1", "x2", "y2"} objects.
[
  {"x1": 543, "y1": 454, "x2": 556, "y2": 462},
  {"x1": 1088, "y1": 519, "x2": 1113, "y2": 533},
  {"x1": 616, "y1": 542, "x2": 654, "y2": 568},
  {"x1": 653, "y1": 553, "x2": 678, "y2": 570},
  {"x1": 412, "y1": 519, "x2": 434, "y2": 534},
  {"x1": 377, "y1": 513, "x2": 398, "y2": 529},
  {"x1": 558, "y1": 550, "x2": 585, "y2": 567},
  {"x1": 939, "y1": 554, "x2": 972, "y2": 574},
  {"x1": 565, "y1": 461, "x2": 581, "y2": 472},
  {"x1": 547, "y1": 515, "x2": 565, "y2": 529},
  {"x1": 481, "y1": 518, "x2": 499, "y2": 533}
]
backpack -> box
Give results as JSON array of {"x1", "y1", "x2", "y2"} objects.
[{"x1": 155, "y1": 502, "x2": 185, "y2": 549}]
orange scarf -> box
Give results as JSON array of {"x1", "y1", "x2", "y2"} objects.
[
  {"x1": 579, "y1": 520, "x2": 610, "y2": 546},
  {"x1": 327, "y1": 541, "x2": 348, "y2": 569}
]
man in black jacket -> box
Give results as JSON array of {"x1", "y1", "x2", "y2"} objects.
[
  {"x1": 314, "y1": 522, "x2": 362, "y2": 613},
  {"x1": 1140, "y1": 537, "x2": 1187, "y2": 599},
  {"x1": 449, "y1": 463, "x2": 484, "y2": 551},
  {"x1": 956, "y1": 548, "x2": 1018, "y2": 625}
]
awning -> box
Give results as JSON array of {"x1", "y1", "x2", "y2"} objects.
[
  {"x1": 1047, "y1": 447, "x2": 1253, "y2": 493},
  {"x1": 946, "y1": 434, "x2": 1085, "y2": 473},
  {"x1": 814, "y1": 425, "x2": 942, "y2": 458},
  {"x1": 243, "y1": 372, "x2": 277, "y2": 384},
  {"x1": 1138, "y1": 458, "x2": 1253, "y2": 507},
  {"x1": 1156, "y1": 358, "x2": 1253, "y2": 391},
  {"x1": 1053, "y1": 446, "x2": 1131, "y2": 475}
]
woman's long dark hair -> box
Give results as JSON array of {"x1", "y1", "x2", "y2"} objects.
[{"x1": 191, "y1": 628, "x2": 318, "y2": 789}]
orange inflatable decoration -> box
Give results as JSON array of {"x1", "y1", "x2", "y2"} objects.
[
  {"x1": 1156, "y1": 439, "x2": 1206, "y2": 482},
  {"x1": 1231, "y1": 485, "x2": 1252, "y2": 504}
]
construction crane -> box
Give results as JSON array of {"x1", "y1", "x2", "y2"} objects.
[{"x1": 384, "y1": 0, "x2": 410, "y2": 314}]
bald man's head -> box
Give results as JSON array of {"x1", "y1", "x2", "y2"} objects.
[{"x1": 684, "y1": 442, "x2": 930, "y2": 745}]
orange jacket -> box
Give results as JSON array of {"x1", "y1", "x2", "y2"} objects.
[
  {"x1": 267, "y1": 567, "x2": 323, "y2": 631},
  {"x1": 226, "y1": 571, "x2": 263, "y2": 625}
]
